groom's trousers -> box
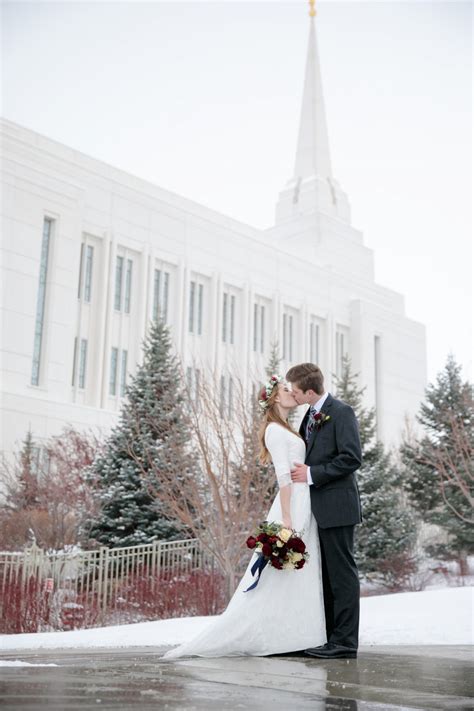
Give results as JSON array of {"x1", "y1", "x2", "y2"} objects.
[{"x1": 318, "y1": 524, "x2": 360, "y2": 650}]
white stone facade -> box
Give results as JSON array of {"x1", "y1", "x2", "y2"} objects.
[{"x1": 0, "y1": 18, "x2": 426, "y2": 456}]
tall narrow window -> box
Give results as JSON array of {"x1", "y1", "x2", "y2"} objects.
[
  {"x1": 282, "y1": 312, "x2": 294, "y2": 360},
  {"x1": 78, "y1": 244, "x2": 94, "y2": 302},
  {"x1": 124, "y1": 259, "x2": 132, "y2": 314},
  {"x1": 77, "y1": 244, "x2": 84, "y2": 299},
  {"x1": 253, "y1": 303, "x2": 265, "y2": 354},
  {"x1": 153, "y1": 269, "x2": 162, "y2": 321},
  {"x1": 163, "y1": 272, "x2": 169, "y2": 322},
  {"x1": 78, "y1": 339, "x2": 88, "y2": 389},
  {"x1": 114, "y1": 256, "x2": 123, "y2": 311},
  {"x1": 230, "y1": 295, "x2": 235, "y2": 345},
  {"x1": 72, "y1": 337, "x2": 78, "y2": 386},
  {"x1": 189, "y1": 281, "x2": 204, "y2": 335},
  {"x1": 288, "y1": 315, "x2": 293, "y2": 360},
  {"x1": 120, "y1": 350, "x2": 128, "y2": 396},
  {"x1": 253, "y1": 303, "x2": 258, "y2": 352},
  {"x1": 219, "y1": 374, "x2": 226, "y2": 417},
  {"x1": 335, "y1": 331, "x2": 345, "y2": 377},
  {"x1": 31, "y1": 218, "x2": 52, "y2": 385},
  {"x1": 189, "y1": 281, "x2": 196, "y2": 333},
  {"x1": 222, "y1": 292, "x2": 236, "y2": 345},
  {"x1": 222, "y1": 292, "x2": 228, "y2": 342},
  {"x1": 110, "y1": 347, "x2": 119, "y2": 395},
  {"x1": 310, "y1": 322, "x2": 320, "y2": 363},
  {"x1": 197, "y1": 284, "x2": 203, "y2": 335},
  {"x1": 153, "y1": 269, "x2": 170, "y2": 322},
  {"x1": 84, "y1": 246, "x2": 93, "y2": 302}
]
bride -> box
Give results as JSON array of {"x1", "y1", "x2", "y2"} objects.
[{"x1": 163, "y1": 375, "x2": 326, "y2": 658}]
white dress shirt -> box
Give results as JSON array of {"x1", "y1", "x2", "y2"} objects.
[{"x1": 306, "y1": 392, "x2": 330, "y2": 485}]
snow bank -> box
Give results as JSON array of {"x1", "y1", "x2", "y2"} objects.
[
  {"x1": 0, "y1": 660, "x2": 58, "y2": 667},
  {"x1": 0, "y1": 586, "x2": 472, "y2": 652}
]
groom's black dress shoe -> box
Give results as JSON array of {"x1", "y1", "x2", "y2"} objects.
[{"x1": 305, "y1": 643, "x2": 357, "y2": 659}]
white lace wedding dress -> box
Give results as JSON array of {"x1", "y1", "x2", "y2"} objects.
[{"x1": 163, "y1": 423, "x2": 326, "y2": 658}]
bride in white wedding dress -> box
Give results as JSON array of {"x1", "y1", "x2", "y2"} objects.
[{"x1": 163, "y1": 376, "x2": 326, "y2": 659}]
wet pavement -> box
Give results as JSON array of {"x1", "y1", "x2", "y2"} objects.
[{"x1": 0, "y1": 645, "x2": 472, "y2": 710}]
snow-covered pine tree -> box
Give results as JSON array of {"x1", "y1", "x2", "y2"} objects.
[
  {"x1": 400, "y1": 355, "x2": 473, "y2": 565},
  {"x1": 334, "y1": 356, "x2": 417, "y2": 577},
  {"x1": 265, "y1": 341, "x2": 282, "y2": 379},
  {"x1": 86, "y1": 319, "x2": 190, "y2": 547}
]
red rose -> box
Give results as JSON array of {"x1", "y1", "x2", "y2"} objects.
[
  {"x1": 262, "y1": 543, "x2": 272, "y2": 557},
  {"x1": 246, "y1": 536, "x2": 257, "y2": 549},
  {"x1": 288, "y1": 538, "x2": 306, "y2": 554},
  {"x1": 271, "y1": 558, "x2": 283, "y2": 569},
  {"x1": 295, "y1": 560, "x2": 305, "y2": 569},
  {"x1": 314, "y1": 412, "x2": 323, "y2": 421},
  {"x1": 256, "y1": 533, "x2": 268, "y2": 543},
  {"x1": 269, "y1": 536, "x2": 278, "y2": 543},
  {"x1": 277, "y1": 545, "x2": 288, "y2": 558}
]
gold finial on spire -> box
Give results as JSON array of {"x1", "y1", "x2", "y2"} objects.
[{"x1": 309, "y1": 0, "x2": 316, "y2": 18}]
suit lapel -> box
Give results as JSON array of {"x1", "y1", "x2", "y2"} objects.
[{"x1": 306, "y1": 394, "x2": 335, "y2": 457}]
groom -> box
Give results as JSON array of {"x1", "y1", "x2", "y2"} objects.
[{"x1": 286, "y1": 362, "x2": 362, "y2": 659}]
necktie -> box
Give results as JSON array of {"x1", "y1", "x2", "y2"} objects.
[{"x1": 306, "y1": 406, "x2": 318, "y2": 440}]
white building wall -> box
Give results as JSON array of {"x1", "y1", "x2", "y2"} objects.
[{"x1": 0, "y1": 119, "x2": 426, "y2": 456}]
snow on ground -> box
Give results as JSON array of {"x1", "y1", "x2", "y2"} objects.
[
  {"x1": 0, "y1": 661, "x2": 58, "y2": 667},
  {"x1": 0, "y1": 587, "x2": 472, "y2": 652}
]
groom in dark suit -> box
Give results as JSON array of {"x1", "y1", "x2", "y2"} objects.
[{"x1": 286, "y1": 362, "x2": 362, "y2": 659}]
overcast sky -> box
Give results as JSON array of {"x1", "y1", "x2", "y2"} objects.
[{"x1": 2, "y1": 0, "x2": 472, "y2": 384}]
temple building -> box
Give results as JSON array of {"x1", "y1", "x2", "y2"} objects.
[{"x1": 0, "y1": 9, "x2": 426, "y2": 459}]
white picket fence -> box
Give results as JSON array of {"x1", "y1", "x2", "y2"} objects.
[{"x1": 0, "y1": 539, "x2": 217, "y2": 631}]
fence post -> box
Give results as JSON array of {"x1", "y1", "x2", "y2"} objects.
[{"x1": 97, "y1": 546, "x2": 109, "y2": 620}]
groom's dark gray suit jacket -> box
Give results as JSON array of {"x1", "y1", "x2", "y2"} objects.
[{"x1": 300, "y1": 394, "x2": 363, "y2": 529}]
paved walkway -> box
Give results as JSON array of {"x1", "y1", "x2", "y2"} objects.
[{"x1": 0, "y1": 645, "x2": 472, "y2": 710}]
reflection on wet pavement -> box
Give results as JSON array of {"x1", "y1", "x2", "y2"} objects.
[{"x1": 0, "y1": 645, "x2": 472, "y2": 710}]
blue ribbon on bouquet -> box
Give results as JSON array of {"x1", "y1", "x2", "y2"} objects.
[{"x1": 243, "y1": 553, "x2": 268, "y2": 592}]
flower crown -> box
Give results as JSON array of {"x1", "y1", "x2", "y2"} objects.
[{"x1": 258, "y1": 374, "x2": 284, "y2": 411}]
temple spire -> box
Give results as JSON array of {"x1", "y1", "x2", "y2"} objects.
[
  {"x1": 293, "y1": 6, "x2": 332, "y2": 181},
  {"x1": 274, "y1": 1, "x2": 351, "y2": 223}
]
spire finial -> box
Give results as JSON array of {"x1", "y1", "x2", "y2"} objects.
[{"x1": 309, "y1": 0, "x2": 316, "y2": 18}]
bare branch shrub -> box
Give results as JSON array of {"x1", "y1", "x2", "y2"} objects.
[{"x1": 129, "y1": 369, "x2": 276, "y2": 598}]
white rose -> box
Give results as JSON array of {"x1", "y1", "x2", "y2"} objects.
[
  {"x1": 279, "y1": 528, "x2": 292, "y2": 543},
  {"x1": 289, "y1": 552, "x2": 303, "y2": 563}
]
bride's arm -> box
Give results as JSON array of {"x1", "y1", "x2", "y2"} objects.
[{"x1": 265, "y1": 425, "x2": 292, "y2": 529}]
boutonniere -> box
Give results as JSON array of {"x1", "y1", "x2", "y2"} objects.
[
  {"x1": 313, "y1": 411, "x2": 331, "y2": 431},
  {"x1": 307, "y1": 410, "x2": 331, "y2": 436}
]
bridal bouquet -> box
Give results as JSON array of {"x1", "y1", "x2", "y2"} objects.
[{"x1": 244, "y1": 521, "x2": 309, "y2": 592}]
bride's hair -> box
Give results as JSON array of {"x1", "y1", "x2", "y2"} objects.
[{"x1": 258, "y1": 386, "x2": 300, "y2": 464}]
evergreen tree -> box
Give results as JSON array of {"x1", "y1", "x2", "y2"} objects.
[
  {"x1": 13, "y1": 431, "x2": 40, "y2": 510},
  {"x1": 400, "y1": 355, "x2": 474, "y2": 562},
  {"x1": 334, "y1": 355, "x2": 378, "y2": 463},
  {"x1": 265, "y1": 340, "x2": 298, "y2": 427},
  {"x1": 265, "y1": 341, "x2": 282, "y2": 379},
  {"x1": 334, "y1": 356, "x2": 417, "y2": 576},
  {"x1": 87, "y1": 320, "x2": 191, "y2": 547}
]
